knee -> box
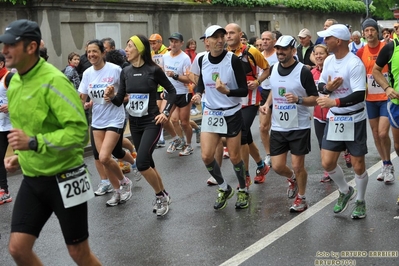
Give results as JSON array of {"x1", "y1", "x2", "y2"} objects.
[
  {"x1": 9, "y1": 241, "x2": 25, "y2": 261},
  {"x1": 321, "y1": 159, "x2": 336, "y2": 172},
  {"x1": 98, "y1": 154, "x2": 112, "y2": 165},
  {"x1": 202, "y1": 153, "x2": 214, "y2": 165},
  {"x1": 68, "y1": 242, "x2": 89, "y2": 263},
  {"x1": 378, "y1": 130, "x2": 389, "y2": 140}
]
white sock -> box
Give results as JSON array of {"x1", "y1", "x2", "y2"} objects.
[
  {"x1": 328, "y1": 165, "x2": 349, "y2": 194},
  {"x1": 101, "y1": 179, "x2": 110, "y2": 184},
  {"x1": 119, "y1": 176, "x2": 129, "y2": 185},
  {"x1": 355, "y1": 171, "x2": 368, "y2": 201},
  {"x1": 160, "y1": 129, "x2": 164, "y2": 141},
  {"x1": 218, "y1": 181, "x2": 228, "y2": 191}
]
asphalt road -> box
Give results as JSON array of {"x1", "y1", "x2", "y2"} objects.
[{"x1": 1, "y1": 110, "x2": 399, "y2": 266}]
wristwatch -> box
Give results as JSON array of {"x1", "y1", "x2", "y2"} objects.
[
  {"x1": 172, "y1": 73, "x2": 179, "y2": 80},
  {"x1": 296, "y1": 96, "x2": 303, "y2": 105},
  {"x1": 163, "y1": 110, "x2": 170, "y2": 117},
  {"x1": 28, "y1": 136, "x2": 38, "y2": 151}
]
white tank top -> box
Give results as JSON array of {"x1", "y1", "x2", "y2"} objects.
[{"x1": 0, "y1": 72, "x2": 12, "y2": 132}]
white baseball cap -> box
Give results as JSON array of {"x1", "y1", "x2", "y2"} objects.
[
  {"x1": 317, "y1": 24, "x2": 351, "y2": 41},
  {"x1": 205, "y1": 25, "x2": 226, "y2": 38},
  {"x1": 274, "y1": 35, "x2": 297, "y2": 48}
]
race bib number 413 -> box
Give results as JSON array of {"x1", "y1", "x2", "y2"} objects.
[{"x1": 56, "y1": 164, "x2": 94, "y2": 208}]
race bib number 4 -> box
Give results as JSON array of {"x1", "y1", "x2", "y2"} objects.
[
  {"x1": 56, "y1": 164, "x2": 94, "y2": 208},
  {"x1": 272, "y1": 104, "x2": 298, "y2": 128},
  {"x1": 126, "y1": 93, "x2": 149, "y2": 117},
  {"x1": 201, "y1": 108, "x2": 227, "y2": 134},
  {"x1": 327, "y1": 115, "x2": 354, "y2": 141}
]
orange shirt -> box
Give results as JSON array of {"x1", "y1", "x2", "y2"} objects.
[{"x1": 357, "y1": 42, "x2": 388, "y2": 101}]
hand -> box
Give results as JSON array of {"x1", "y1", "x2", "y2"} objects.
[
  {"x1": 316, "y1": 94, "x2": 335, "y2": 108},
  {"x1": 215, "y1": 77, "x2": 229, "y2": 94},
  {"x1": 192, "y1": 94, "x2": 201, "y2": 104},
  {"x1": 284, "y1": 93, "x2": 298, "y2": 104},
  {"x1": 154, "y1": 113, "x2": 169, "y2": 125},
  {"x1": 4, "y1": 155, "x2": 19, "y2": 173},
  {"x1": 84, "y1": 101, "x2": 93, "y2": 110},
  {"x1": 385, "y1": 87, "x2": 399, "y2": 100},
  {"x1": 326, "y1": 75, "x2": 343, "y2": 92},
  {"x1": 259, "y1": 104, "x2": 269, "y2": 115},
  {"x1": 104, "y1": 86, "x2": 115, "y2": 102},
  {"x1": 247, "y1": 80, "x2": 258, "y2": 91},
  {"x1": 7, "y1": 129, "x2": 30, "y2": 151},
  {"x1": 0, "y1": 104, "x2": 8, "y2": 113},
  {"x1": 165, "y1": 71, "x2": 174, "y2": 78}
]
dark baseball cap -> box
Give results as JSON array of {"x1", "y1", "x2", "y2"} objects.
[
  {"x1": 0, "y1": 19, "x2": 41, "y2": 44},
  {"x1": 169, "y1": 32, "x2": 183, "y2": 41}
]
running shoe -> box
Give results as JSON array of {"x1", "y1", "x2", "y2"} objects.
[
  {"x1": 264, "y1": 154, "x2": 271, "y2": 167},
  {"x1": 320, "y1": 171, "x2": 331, "y2": 183},
  {"x1": 223, "y1": 147, "x2": 229, "y2": 159},
  {"x1": 131, "y1": 163, "x2": 142, "y2": 182},
  {"x1": 153, "y1": 194, "x2": 171, "y2": 213},
  {"x1": 94, "y1": 181, "x2": 113, "y2": 196},
  {"x1": 166, "y1": 138, "x2": 181, "y2": 153},
  {"x1": 120, "y1": 178, "x2": 132, "y2": 202},
  {"x1": 333, "y1": 186, "x2": 356, "y2": 213},
  {"x1": 156, "y1": 140, "x2": 166, "y2": 148},
  {"x1": 195, "y1": 126, "x2": 201, "y2": 144},
  {"x1": 0, "y1": 189, "x2": 12, "y2": 205},
  {"x1": 236, "y1": 175, "x2": 252, "y2": 190},
  {"x1": 190, "y1": 109, "x2": 198, "y2": 116},
  {"x1": 155, "y1": 195, "x2": 170, "y2": 216},
  {"x1": 376, "y1": 165, "x2": 386, "y2": 181},
  {"x1": 254, "y1": 164, "x2": 270, "y2": 184},
  {"x1": 106, "y1": 191, "x2": 121, "y2": 207},
  {"x1": 179, "y1": 145, "x2": 194, "y2": 156},
  {"x1": 384, "y1": 165, "x2": 395, "y2": 183},
  {"x1": 344, "y1": 152, "x2": 352, "y2": 168},
  {"x1": 119, "y1": 161, "x2": 131, "y2": 174},
  {"x1": 287, "y1": 175, "x2": 298, "y2": 199},
  {"x1": 176, "y1": 138, "x2": 186, "y2": 150},
  {"x1": 235, "y1": 190, "x2": 250, "y2": 209},
  {"x1": 289, "y1": 195, "x2": 308, "y2": 212},
  {"x1": 207, "y1": 176, "x2": 218, "y2": 186},
  {"x1": 351, "y1": 200, "x2": 366, "y2": 219},
  {"x1": 214, "y1": 185, "x2": 234, "y2": 210}
]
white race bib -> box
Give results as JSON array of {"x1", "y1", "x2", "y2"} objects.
[
  {"x1": 201, "y1": 107, "x2": 228, "y2": 134},
  {"x1": 126, "y1": 93, "x2": 149, "y2": 117},
  {"x1": 272, "y1": 104, "x2": 298, "y2": 128},
  {"x1": 89, "y1": 86, "x2": 106, "y2": 104},
  {"x1": 367, "y1": 73, "x2": 388, "y2": 94},
  {"x1": 56, "y1": 164, "x2": 94, "y2": 208},
  {"x1": 327, "y1": 115, "x2": 354, "y2": 141}
]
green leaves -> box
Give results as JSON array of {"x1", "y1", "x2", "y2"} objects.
[
  {"x1": 211, "y1": 0, "x2": 366, "y2": 13},
  {"x1": 0, "y1": 0, "x2": 27, "y2": 4}
]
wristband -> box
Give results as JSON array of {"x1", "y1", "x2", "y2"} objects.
[
  {"x1": 384, "y1": 85, "x2": 390, "y2": 91},
  {"x1": 335, "y1": 98, "x2": 340, "y2": 107},
  {"x1": 255, "y1": 79, "x2": 260, "y2": 85}
]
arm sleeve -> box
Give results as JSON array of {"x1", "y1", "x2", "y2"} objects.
[
  {"x1": 375, "y1": 42, "x2": 394, "y2": 68},
  {"x1": 228, "y1": 54, "x2": 248, "y2": 97},
  {"x1": 111, "y1": 69, "x2": 127, "y2": 107},
  {"x1": 196, "y1": 55, "x2": 205, "y2": 95},
  {"x1": 155, "y1": 66, "x2": 176, "y2": 113},
  {"x1": 337, "y1": 91, "x2": 365, "y2": 107},
  {"x1": 300, "y1": 67, "x2": 318, "y2": 96}
]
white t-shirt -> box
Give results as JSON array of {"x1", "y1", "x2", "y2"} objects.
[
  {"x1": 78, "y1": 62, "x2": 125, "y2": 129},
  {"x1": 190, "y1": 51, "x2": 207, "y2": 76},
  {"x1": 162, "y1": 51, "x2": 191, "y2": 95},
  {"x1": 320, "y1": 52, "x2": 366, "y2": 122},
  {"x1": 0, "y1": 72, "x2": 12, "y2": 132},
  {"x1": 260, "y1": 51, "x2": 278, "y2": 90}
]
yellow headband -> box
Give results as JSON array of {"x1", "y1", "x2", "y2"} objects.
[{"x1": 130, "y1": 35, "x2": 145, "y2": 54}]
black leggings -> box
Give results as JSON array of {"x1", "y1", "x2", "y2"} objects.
[
  {"x1": 0, "y1": 131, "x2": 10, "y2": 191},
  {"x1": 129, "y1": 115, "x2": 161, "y2": 171},
  {"x1": 241, "y1": 105, "x2": 259, "y2": 145},
  {"x1": 314, "y1": 119, "x2": 326, "y2": 150}
]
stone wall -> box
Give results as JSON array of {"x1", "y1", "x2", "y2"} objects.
[{"x1": 0, "y1": 0, "x2": 364, "y2": 69}]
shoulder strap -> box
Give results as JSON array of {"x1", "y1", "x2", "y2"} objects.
[{"x1": 198, "y1": 54, "x2": 205, "y2": 73}]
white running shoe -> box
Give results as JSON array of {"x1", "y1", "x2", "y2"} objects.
[
  {"x1": 120, "y1": 178, "x2": 133, "y2": 202},
  {"x1": 106, "y1": 191, "x2": 121, "y2": 207},
  {"x1": 264, "y1": 154, "x2": 271, "y2": 167},
  {"x1": 207, "y1": 176, "x2": 218, "y2": 186},
  {"x1": 385, "y1": 165, "x2": 395, "y2": 183}
]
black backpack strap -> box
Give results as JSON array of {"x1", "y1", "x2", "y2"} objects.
[{"x1": 4, "y1": 72, "x2": 14, "y2": 90}]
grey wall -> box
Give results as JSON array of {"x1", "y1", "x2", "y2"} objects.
[{"x1": 0, "y1": 0, "x2": 364, "y2": 69}]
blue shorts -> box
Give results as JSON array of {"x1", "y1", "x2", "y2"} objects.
[
  {"x1": 366, "y1": 100, "x2": 388, "y2": 119},
  {"x1": 388, "y1": 100, "x2": 399, "y2": 129}
]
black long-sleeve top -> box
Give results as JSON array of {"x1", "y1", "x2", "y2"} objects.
[{"x1": 111, "y1": 63, "x2": 176, "y2": 115}]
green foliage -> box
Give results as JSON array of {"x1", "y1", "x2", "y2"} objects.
[
  {"x1": 372, "y1": 0, "x2": 399, "y2": 19},
  {"x1": 211, "y1": 0, "x2": 367, "y2": 13},
  {"x1": 0, "y1": 0, "x2": 27, "y2": 4}
]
